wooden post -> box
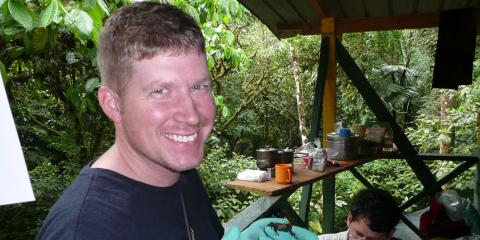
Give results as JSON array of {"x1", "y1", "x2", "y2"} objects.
[
  {"x1": 321, "y1": 17, "x2": 337, "y2": 234},
  {"x1": 299, "y1": 36, "x2": 330, "y2": 224},
  {"x1": 475, "y1": 111, "x2": 480, "y2": 210},
  {"x1": 322, "y1": 33, "x2": 336, "y2": 146}
]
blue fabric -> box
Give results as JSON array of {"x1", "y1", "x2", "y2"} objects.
[
  {"x1": 223, "y1": 218, "x2": 318, "y2": 240},
  {"x1": 36, "y1": 163, "x2": 223, "y2": 240}
]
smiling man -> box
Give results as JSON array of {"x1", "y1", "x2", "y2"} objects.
[
  {"x1": 318, "y1": 188, "x2": 401, "y2": 240},
  {"x1": 36, "y1": 2, "x2": 223, "y2": 240}
]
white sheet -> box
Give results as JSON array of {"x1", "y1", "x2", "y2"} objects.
[{"x1": 0, "y1": 74, "x2": 35, "y2": 205}]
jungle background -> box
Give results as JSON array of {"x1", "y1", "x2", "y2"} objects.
[{"x1": 1, "y1": 0, "x2": 479, "y2": 239}]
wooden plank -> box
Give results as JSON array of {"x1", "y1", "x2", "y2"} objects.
[
  {"x1": 298, "y1": 184, "x2": 312, "y2": 223},
  {"x1": 277, "y1": 9, "x2": 480, "y2": 35},
  {"x1": 322, "y1": 176, "x2": 335, "y2": 233},
  {"x1": 299, "y1": 36, "x2": 330, "y2": 224},
  {"x1": 279, "y1": 200, "x2": 307, "y2": 227},
  {"x1": 308, "y1": 0, "x2": 329, "y2": 18},
  {"x1": 322, "y1": 34, "x2": 338, "y2": 234},
  {"x1": 417, "y1": 153, "x2": 479, "y2": 161},
  {"x1": 226, "y1": 156, "x2": 379, "y2": 196},
  {"x1": 399, "y1": 215, "x2": 429, "y2": 240},
  {"x1": 335, "y1": 40, "x2": 442, "y2": 196},
  {"x1": 349, "y1": 168, "x2": 374, "y2": 188},
  {"x1": 308, "y1": 36, "x2": 329, "y2": 141},
  {"x1": 223, "y1": 195, "x2": 284, "y2": 232},
  {"x1": 400, "y1": 159, "x2": 478, "y2": 211}
]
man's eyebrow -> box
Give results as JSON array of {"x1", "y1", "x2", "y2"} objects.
[
  {"x1": 141, "y1": 80, "x2": 171, "y2": 92},
  {"x1": 197, "y1": 77, "x2": 212, "y2": 83}
]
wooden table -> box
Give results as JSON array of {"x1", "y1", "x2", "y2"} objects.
[{"x1": 223, "y1": 155, "x2": 382, "y2": 231}]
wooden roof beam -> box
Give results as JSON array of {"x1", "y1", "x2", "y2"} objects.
[
  {"x1": 277, "y1": 9, "x2": 480, "y2": 35},
  {"x1": 308, "y1": 0, "x2": 329, "y2": 18}
]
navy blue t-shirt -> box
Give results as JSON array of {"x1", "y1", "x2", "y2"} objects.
[{"x1": 36, "y1": 164, "x2": 223, "y2": 240}]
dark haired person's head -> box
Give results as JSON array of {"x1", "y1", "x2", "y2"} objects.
[
  {"x1": 96, "y1": 2, "x2": 216, "y2": 176},
  {"x1": 97, "y1": 2, "x2": 206, "y2": 95},
  {"x1": 347, "y1": 188, "x2": 401, "y2": 240}
]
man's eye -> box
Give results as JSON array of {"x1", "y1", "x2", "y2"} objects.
[
  {"x1": 152, "y1": 88, "x2": 167, "y2": 95},
  {"x1": 191, "y1": 84, "x2": 210, "y2": 92}
]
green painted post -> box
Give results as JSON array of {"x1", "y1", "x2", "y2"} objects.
[
  {"x1": 299, "y1": 36, "x2": 330, "y2": 223},
  {"x1": 335, "y1": 41, "x2": 441, "y2": 196},
  {"x1": 322, "y1": 176, "x2": 335, "y2": 233}
]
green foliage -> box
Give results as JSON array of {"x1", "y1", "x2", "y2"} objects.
[
  {"x1": 1, "y1": 0, "x2": 479, "y2": 238},
  {"x1": 198, "y1": 138, "x2": 258, "y2": 222},
  {"x1": 0, "y1": 162, "x2": 72, "y2": 240},
  {"x1": 0, "y1": 60, "x2": 7, "y2": 84},
  {"x1": 8, "y1": 0, "x2": 34, "y2": 31},
  {"x1": 39, "y1": 0, "x2": 59, "y2": 28}
]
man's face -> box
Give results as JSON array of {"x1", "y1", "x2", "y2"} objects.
[
  {"x1": 347, "y1": 214, "x2": 392, "y2": 240},
  {"x1": 117, "y1": 51, "x2": 216, "y2": 173}
]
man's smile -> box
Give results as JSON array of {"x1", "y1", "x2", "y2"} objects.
[{"x1": 161, "y1": 132, "x2": 198, "y2": 143}]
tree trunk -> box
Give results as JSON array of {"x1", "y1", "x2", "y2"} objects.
[
  {"x1": 289, "y1": 44, "x2": 308, "y2": 145},
  {"x1": 439, "y1": 90, "x2": 455, "y2": 154}
]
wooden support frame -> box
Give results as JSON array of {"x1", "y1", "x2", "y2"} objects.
[
  {"x1": 223, "y1": 190, "x2": 297, "y2": 232},
  {"x1": 299, "y1": 36, "x2": 329, "y2": 224},
  {"x1": 300, "y1": 33, "x2": 338, "y2": 233},
  {"x1": 335, "y1": 40, "x2": 442, "y2": 196},
  {"x1": 284, "y1": 32, "x2": 479, "y2": 238},
  {"x1": 302, "y1": 35, "x2": 464, "y2": 235}
]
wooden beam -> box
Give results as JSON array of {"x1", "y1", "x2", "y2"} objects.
[
  {"x1": 322, "y1": 35, "x2": 336, "y2": 146},
  {"x1": 336, "y1": 12, "x2": 437, "y2": 33},
  {"x1": 308, "y1": 0, "x2": 329, "y2": 18},
  {"x1": 277, "y1": 9, "x2": 480, "y2": 35}
]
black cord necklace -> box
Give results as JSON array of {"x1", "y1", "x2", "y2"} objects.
[{"x1": 180, "y1": 189, "x2": 195, "y2": 240}]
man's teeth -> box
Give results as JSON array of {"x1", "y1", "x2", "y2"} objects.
[{"x1": 163, "y1": 133, "x2": 198, "y2": 142}]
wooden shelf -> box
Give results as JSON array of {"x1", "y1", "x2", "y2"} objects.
[{"x1": 226, "y1": 155, "x2": 385, "y2": 196}]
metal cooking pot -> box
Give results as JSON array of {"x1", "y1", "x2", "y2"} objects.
[
  {"x1": 278, "y1": 149, "x2": 294, "y2": 164},
  {"x1": 327, "y1": 133, "x2": 360, "y2": 160},
  {"x1": 256, "y1": 148, "x2": 279, "y2": 170}
]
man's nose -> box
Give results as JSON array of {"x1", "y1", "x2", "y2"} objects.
[{"x1": 173, "y1": 93, "x2": 200, "y2": 125}]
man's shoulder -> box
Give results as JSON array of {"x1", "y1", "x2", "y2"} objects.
[
  {"x1": 36, "y1": 166, "x2": 135, "y2": 240},
  {"x1": 317, "y1": 230, "x2": 349, "y2": 240}
]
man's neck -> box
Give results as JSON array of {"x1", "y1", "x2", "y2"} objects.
[{"x1": 92, "y1": 143, "x2": 181, "y2": 187}]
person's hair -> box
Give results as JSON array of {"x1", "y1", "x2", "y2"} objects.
[
  {"x1": 97, "y1": 2, "x2": 205, "y2": 93},
  {"x1": 350, "y1": 188, "x2": 401, "y2": 233}
]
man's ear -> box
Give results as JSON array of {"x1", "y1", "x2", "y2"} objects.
[
  {"x1": 347, "y1": 212, "x2": 353, "y2": 226},
  {"x1": 98, "y1": 86, "x2": 121, "y2": 123}
]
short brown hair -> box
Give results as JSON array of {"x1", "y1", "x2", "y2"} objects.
[
  {"x1": 97, "y1": 2, "x2": 205, "y2": 92},
  {"x1": 350, "y1": 188, "x2": 401, "y2": 233}
]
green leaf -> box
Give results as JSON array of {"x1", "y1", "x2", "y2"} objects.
[
  {"x1": 96, "y1": 0, "x2": 109, "y2": 16},
  {"x1": 224, "y1": 31, "x2": 234, "y2": 45},
  {"x1": 185, "y1": 4, "x2": 199, "y2": 23},
  {"x1": 85, "y1": 77, "x2": 101, "y2": 93},
  {"x1": 88, "y1": 4, "x2": 103, "y2": 29},
  {"x1": 228, "y1": 1, "x2": 240, "y2": 17},
  {"x1": 222, "y1": 106, "x2": 232, "y2": 118},
  {"x1": 39, "y1": 0, "x2": 58, "y2": 28},
  {"x1": 8, "y1": 0, "x2": 34, "y2": 31},
  {"x1": 0, "y1": 0, "x2": 6, "y2": 8},
  {"x1": 65, "y1": 9, "x2": 93, "y2": 36},
  {"x1": 0, "y1": 60, "x2": 8, "y2": 85},
  {"x1": 66, "y1": 86, "x2": 81, "y2": 108},
  {"x1": 32, "y1": 28, "x2": 49, "y2": 52}
]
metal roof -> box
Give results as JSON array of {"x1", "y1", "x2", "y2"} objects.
[{"x1": 237, "y1": 0, "x2": 480, "y2": 38}]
